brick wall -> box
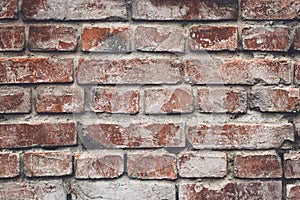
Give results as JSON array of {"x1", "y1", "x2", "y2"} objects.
[{"x1": 0, "y1": 0, "x2": 300, "y2": 199}]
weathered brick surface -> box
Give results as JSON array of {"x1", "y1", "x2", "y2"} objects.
[
  {"x1": 238, "y1": 182, "x2": 282, "y2": 200},
  {"x1": 294, "y1": 61, "x2": 300, "y2": 84},
  {"x1": 242, "y1": 27, "x2": 290, "y2": 51},
  {"x1": 284, "y1": 153, "x2": 300, "y2": 179},
  {"x1": 0, "y1": 26, "x2": 25, "y2": 51},
  {"x1": 189, "y1": 26, "x2": 237, "y2": 51},
  {"x1": 287, "y1": 184, "x2": 300, "y2": 200},
  {"x1": 0, "y1": 0, "x2": 18, "y2": 19},
  {"x1": 187, "y1": 123, "x2": 294, "y2": 149},
  {"x1": 295, "y1": 27, "x2": 300, "y2": 50},
  {"x1": 127, "y1": 153, "x2": 177, "y2": 179},
  {"x1": 178, "y1": 152, "x2": 227, "y2": 178},
  {"x1": 75, "y1": 153, "x2": 124, "y2": 179},
  {"x1": 0, "y1": 153, "x2": 19, "y2": 178},
  {"x1": 144, "y1": 86, "x2": 193, "y2": 114},
  {"x1": 132, "y1": 0, "x2": 238, "y2": 20},
  {"x1": 29, "y1": 25, "x2": 77, "y2": 51},
  {"x1": 0, "y1": 87, "x2": 31, "y2": 113}
]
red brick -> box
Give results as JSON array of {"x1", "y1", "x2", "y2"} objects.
[
  {"x1": 197, "y1": 87, "x2": 247, "y2": 113},
  {"x1": 135, "y1": 26, "x2": 185, "y2": 52},
  {"x1": 75, "y1": 153, "x2": 124, "y2": 179},
  {"x1": 287, "y1": 184, "x2": 300, "y2": 200},
  {"x1": 0, "y1": 122, "x2": 77, "y2": 148},
  {"x1": 127, "y1": 153, "x2": 176, "y2": 179},
  {"x1": 144, "y1": 86, "x2": 193, "y2": 114},
  {"x1": 24, "y1": 151, "x2": 72, "y2": 177},
  {"x1": 238, "y1": 182, "x2": 282, "y2": 200},
  {"x1": 187, "y1": 123, "x2": 294, "y2": 149},
  {"x1": 0, "y1": 87, "x2": 31, "y2": 114},
  {"x1": 77, "y1": 59, "x2": 182, "y2": 85},
  {"x1": 294, "y1": 61, "x2": 300, "y2": 84},
  {"x1": 234, "y1": 153, "x2": 282, "y2": 178},
  {"x1": 0, "y1": 0, "x2": 18, "y2": 19},
  {"x1": 178, "y1": 152, "x2": 227, "y2": 178},
  {"x1": 242, "y1": 26, "x2": 290, "y2": 51},
  {"x1": 189, "y1": 26, "x2": 237, "y2": 51},
  {"x1": 82, "y1": 26, "x2": 131, "y2": 52},
  {"x1": 29, "y1": 25, "x2": 77, "y2": 51},
  {"x1": 0, "y1": 58, "x2": 73, "y2": 84},
  {"x1": 0, "y1": 27, "x2": 25, "y2": 51},
  {"x1": 179, "y1": 182, "x2": 238, "y2": 200},
  {"x1": 90, "y1": 87, "x2": 139, "y2": 114},
  {"x1": 295, "y1": 27, "x2": 300, "y2": 50},
  {"x1": 185, "y1": 58, "x2": 292, "y2": 85},
  {"x1": 80, "y1": 123, "x2": 185, "y2": 149},
  {"x1": 249, "y1": 88, "x2": 299, "y2": 112},
  {"x1": 36, "y1": 86, "x2": 84, "y2": 113},
  {"x1": 22, "y1": 0, "x2": 127, "y2": 20},
  {"x1": 132, "y1": 0, "x2": 238, "y2": 20},
  {"x1": 242, "y1": 0, "x2": 300, "y2": 20},
  {"x1": 284, "y1": 153, "x2": 300, "y2": 179},
  {"x1": 0, "y1": 153, "x2": 19, "y2": 178}
]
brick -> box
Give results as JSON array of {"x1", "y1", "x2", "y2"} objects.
[
  {"x1": 234, "y1": 153, "x2": 282, "y2": 178},
  {"x1": 242, "y1": 26, "x2": 290, "y2": 51},
  {"x1": 135, "y1": 26, "x2": 185, "y2": 52},
  {"x1": 242, "y1": 0, "x2": 300, "y2": 20},
  {"x1": 0, "y1": 153, "x2": 19, "y2": 178},
  {"x1": 24, "y1": 151, "x2": 72, "y2": 177},
  {"x1": 295, "y1": 27, "x2": 300, "y2": 50},
  {"x1": 294, "y1": 61, "x2": 300, "y2": 84},
  {"x1": 249, "y1": 88, "x2": 299, "y2": 112},
  {"x1": 22, "y1": 0, "x2": 127, "y2": 20},
  {"x1": 80, "y1": 123, "x2": 185, "y2": 149},
  {"x1": 0, "y1": 27, "x2": 25, "y2": 51},
  {"x1": 0, "y1": 58, "x2": 73, "y2": 84},
  {"x1": 0, "y1": 87, "x2": 31, "y2": 114},
  {"x1": 132, "y1": 0, "x2": 238, "y2": 20},
  {"x1": 179, "y1": 182, "x2": 238, "y2": 200},
  {"x1": 29, "y1": 25, "x2": 77, "y2": 51},
  {"x1": 77, "y1": 59, "x2": 182, "y2": 85},
  {"x1": 189, "y1": 26, "x2": 237, "y2": 51},
  {"x1": 82, "y1": 26, "x2": 131, "y2": 52},
  {"x1": 187, "y1": 123, "x2": 294, "y2": 149},
  {"x1": 0, "y1": 122, "x2": 77, "y2": 149},
  {"x1": 144, "y1": 86, "x2": 193, "y2": 114},
  {"x1": 178, "y1": 152, "x2": 227, "y2": 178},
  {"x1": 238, "y1": 182, "x2": 282, "y2": 200},
  {"x1": 185, "y1": 58, "x2": 292, "y2": 85},
  {"x1": 197, "y1": 87, "x2": 247, "y2": 113},
  {"x1": 0, "y1": 180, "x2": 67, "y2": 200},
  {"x1": 0, "y1": 0, "x2": 18, "y2": 19},
  {"x1": 71, "y1": 180, "x2": 175, "y2": 200},
  {"x1": 75, "y1": 153, "x2": 124, "y2": 179},
  {"x1": 127, "y1": 153, "x2": 176, "y2": 179},
  {"x1": 36, "y1": 86, "x2": 84, "y2": 113},
  {"x1": 287, "y1": 184, "x2": 300, "y2": 200},
  {"x1": 284, "y1": 153, "x2": 300, "y2": 178},
  {"x1": 90, "y1": 87, "x2": 139, "y2": 114}
]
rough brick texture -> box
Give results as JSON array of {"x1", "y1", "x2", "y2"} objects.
[
  {"x1": 284, "y1": 153, "x2": 300, "y2": 179},
  {"x1": 287, "y1": 184, "x2": 300, "y2": 200},
  {"x1": 0, "y1": 87, "x2": 31, "y2": 113},
  {"x1": 0, "y1": 0, "x2": 18, "y2": 19},
  {"x1": 295, "y1": 27, "x2": 300, "y2": 50},
  {"x1": 238, "y1": 182, "x2": 282, "y2": 200},
  {"x1": 0, "y1": 153, "x2": 20, "y2": 178},
  {"x1": 0, "y1": 26, "x2": 25, "y2": 51}
]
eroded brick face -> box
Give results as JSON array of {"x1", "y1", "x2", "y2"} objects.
[
  {"x1": 238, "y1": 182, "x2": 282, "y2": 200},
  {"x1": 285, "y1": 153, "x2": 300, "y2": 178},
  {"x1": 287, "y1": 184, "x2": 300, "y2": 200},
  {"x1": 0, "y1": 0, "x2": 18, "y2": 19},
  {"x1": 0, "y1": 27, "x2": 25, "y2": 51},
  {"x1": 295, "y1": 27, "x2": 300, "y2": 50},
  {"x1": 0, "y1": 88, "x2": 31, "y2": 113},
  {"x1": 0, "y1": 153, "x2": 20, "y2": 178}
]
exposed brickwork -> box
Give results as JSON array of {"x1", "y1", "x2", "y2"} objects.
[
  {"x1": 238, "y1": 182, "x2": 282, "y2": 200},
  {"x1": 0, "y1": 26, "x2": 25, "y2": 51},
  {"x1": 0, "y1": 0, "x2": 18, "y2": 19},
  {"x1": 0, "y1": 87, "x2": 31, "y2": 113},
  {"x1": 295, "y1": 27, "x2": 300, "y2": 50},
  {"x1": 287, "y1": 184, "x2": 300, "y2": 200},
  {"x1": 284, "y1": 153, "x2": 300, "y2": 179},
  {"x1": 0, "y1": 153, "x2": 20, "y2": 178}
]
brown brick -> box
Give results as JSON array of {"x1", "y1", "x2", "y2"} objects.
[
  {"x1": 0, "y1": 122, "x2": 77, "y2": 149},
  {"x1": 179, "y1": 182, "x2": 238, "y2": 200},
  {"x1": 294, "y1": 61, "x2": 300, "y2": 84},
  {"x1": 127, "y1": 153, "x2": 177, "y2": 179},
  {"x1": 242, "y1": 0, "x2": 300, "y2": 20},
  {"x1": 0, "y1": 153, "x2": 19, "y2": 178},
  {"x1": 36, "y1": 86, "x2": 84, "y2": 113},
  {"x1": 178, "y1": 152, "x2": 227, "y2": 178},
  {"x1": 287, "y1": 184, "x2": 300, "y2": 200},
  {"x1": 0, "y1": 27, "x2": 25, "y2": 51},
  {"x1": 90, "y1": 87, "x2": 139, "y2": 114},
  {"x1": 295, "y1": 27, "x2": 300, "y2": 50},
  {"x1": 189, "y1": 26, "x2": 237, "y2": 51},
  {"x1": 29, "y1": 25, "x2": 77, "y2": 51},
  {"x1": 132, "y1": 0, "x2": 238, "y2": 20},
  {"x1": 185, "y1": 58, "x2": 292, "y2": 85},
  {"x1": 0, "y1": 0, "x2": 18, "y2": 19},
  {"x1": 187, "y1": 123, "x2": 294, "y2": 149},
  {"x1": 238, "y1": 182, "x2": 282, "y2": 200},
  {"x1": 284, "y1": 153, "x2": 300, "y2": 179},
  {"x1": 0, "y1": 87, "x2": 31, "y2": 114},
  {"x1": 242, "y1": 27, "x2": 290, "y2": 51},
  {"x1": 234, "y1": 153, "x2": 282, "y2": 178},
  {"x1": 82, "y1": 26, "x2": 131, "y2": 52},
  {"x1": 80, "y1": 123, "x2": 185, "y2": 149},
  {"x1": 144, "y1": 86, "x2": 193, "y2": 114},
  {"x1": 0, "y1": 58, "x2": 73, "y2": 84},
  {"x1": 22, "y1": 0, "x2": 127, "y2": 20},
  {"x1": 198, "y1": 87, "x2": 247, "y2": 113},
  {"x1": 249, "y1": 88, "x2": 299, "y2": 112},
  {"x1": 77, "y1": 59, "x2": 182, "y2": 85},
  {"x1": 135, "y1": 26, "x2": 185, "y2": 53}
]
